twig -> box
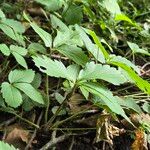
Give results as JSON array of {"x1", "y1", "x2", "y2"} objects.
[
  {"x1": 45, "y1": 75, "x2": 50, "y2": 123},
  {"x1": 39, "y1": 134, "x2": 73, "y2": 150},
  {"x1": 25, "y1": 111, "x2": 43, "y2": 150}
]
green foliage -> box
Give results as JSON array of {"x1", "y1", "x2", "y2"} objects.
[
  {"x1": 0, "y1": 141, "x2": 18, "y2": 150},
  {"x1": 1, "y1": 70, "x2": 44, "y2": 108},
  {"x1": 0, "y1": 0, "x2": 150, "y2": 137}
]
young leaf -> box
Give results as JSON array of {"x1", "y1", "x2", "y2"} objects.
[
  {"x1": 78, "y1": 62, "x2": 127, "y2": 85},
  {"x1": 1, "y1": 82, "x2": 22, "y2": 108},
  {"x1": 0, "y1": 141, "x2": 18, "y2": 150},
  {"x1": 30, "y1": 22, "x2": 52, "y2": 47},
  {"x1": 0, "y1": 44, "x2": 10, "y2": 56},
  {"x1": 80, "y1": 82, "x2": 132, "y2": 124},
  {"x1": 14, "y1": 83, "x2": 44, "y2": 105},
  {"x1": 8, "y1": 69, "x2": 35, "y2": 84},
  {"x1": 57, "y1": 44, "x2": 88, "y2": 66}
]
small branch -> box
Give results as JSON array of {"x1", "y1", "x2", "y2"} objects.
[
  {"x1": 25, "y1": 111, "x2": 43, "y2": 150},
  {"x1": 39, "y1": 134, "x2": 73, "y2": 150},
  {"x1": 45, "y1": 75, "x2": 50, "y2": 123}
]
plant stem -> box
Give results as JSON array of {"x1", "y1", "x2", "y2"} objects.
[
  {"x1": 45, "y1": 75, "x2": 50, "y2": 123},
  {"x1": 45, "y1": 85, "x2": 76, "y2": 130},
  {"x1": 51, "y1": 105, "x2": 93, "y2": 129}
]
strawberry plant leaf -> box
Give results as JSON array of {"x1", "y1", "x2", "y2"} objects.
[
  {"x1": 8, "y1": 69, "x2": 35, "y2": 84},
  {"x1": 14, "y1": 82, "x2": 44, "y2": 105},
  {"x1": 1, "y1": 82, "x2": 22, "y2": 108}
]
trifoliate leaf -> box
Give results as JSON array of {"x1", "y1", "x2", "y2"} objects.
[
  {"x1": 0, "y1": 43, "x2": 10, "y2": 56},
  {"x1": 8, "y1": 69, "x2": 35, "y2": 83},
  {"x1": 78, "y1": 62, "x2": 127, "y2": 85},
  {"x1": 14, "y1": 82, "x2": 44, "y2": 105},
  {"x1": 1, "y1": 82, "x2": 22, "y2": 108}
]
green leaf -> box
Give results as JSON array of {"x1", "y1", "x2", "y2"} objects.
[
  {"x1": 2, "y1": 19, "x2": 25, "y2": 33},
  {"x1": 63, "y1": 4, "x2": 83, "y2": 25},
  {"x1": 28, "y1": 43, "x2": 46, "y2": 54},
  {"x1": 53, "y1": 30, "x2": 83, "y2": 48},
  {"x1": 0, "y1": 9, "x2": 6, "y2": 20},
  {"x1": 10, "y1": 45, "x2": 27, "y2": 56},
  {"x1": 0, "y1": 44, "x2": 10, "y2": 56},
  {"x1": 75, "y1": 25, "x2": 105, "y2": 63},
  {"x1": 127, "y1": 41, "x2": 150, "y2": 56},
  {"x1": 10, "y1": 45, "x2": 28, "y2": 68},
  {"x1": 30, "y1": 22, "x2": 52, "y2": 47},
  {"x1": 110, "y1": 61, "x2": 150, "y2": 95},
  {"x1": 14, "y1": 82, "x2": 44, "y2": 105},
  {"x1": 102, "y1": 0, "x2": 121, "y2": 15},
  {"x1": 0, "y1": 24, "x2": 25, "y2": 46},
  {"x1": 1, "y1": 82, "x2": 22, "y2": 108},
  {"x1": 78, "y1": 62, "x2": 127, "y2": 85},
  {"x1": 142, "y1": 102, "x2": 150, "y2": 113},
  {"x1": 31, "y1": 73, "x2": 42, "y2": 88},
  {"x1": 108, "y1": 55, "x2": 140, "y2": 74},
  {"x1": 115, "y1": 14, "x2": 135, "y2": 25},
  {"x1": 57, "y1": 44, "x2": 88, "y2": 66},
  {"x1": 12, "y1": 52, "x2": 28, "y2": 69},
  {"x1": 88, "y1": 30, "x2": 109, "y2": 59},
  {"x1": 50, "y1": 15, "x2": 68, "y2": 32},
  {"x1": 32, "y1": 55, "x2": 70, "y2": 80},
  {"x1": 8, "y1": 69, "x2": 35, "y2": 83},
  {"x1": 35, "y1": 0, "x2": 64, "y2": 11},
  {"x1": 116, "y1": 97, "x2": 142, "y2": 113},
  {"x1": 67, "y1": 64, "x2": 80, "y2": 83},
  {"x1": 0, "y1": 141, "x2": 18, "y2": 150},
  {"x1": 80, "y1": 82, "x2": 132, "y2": 124}
]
